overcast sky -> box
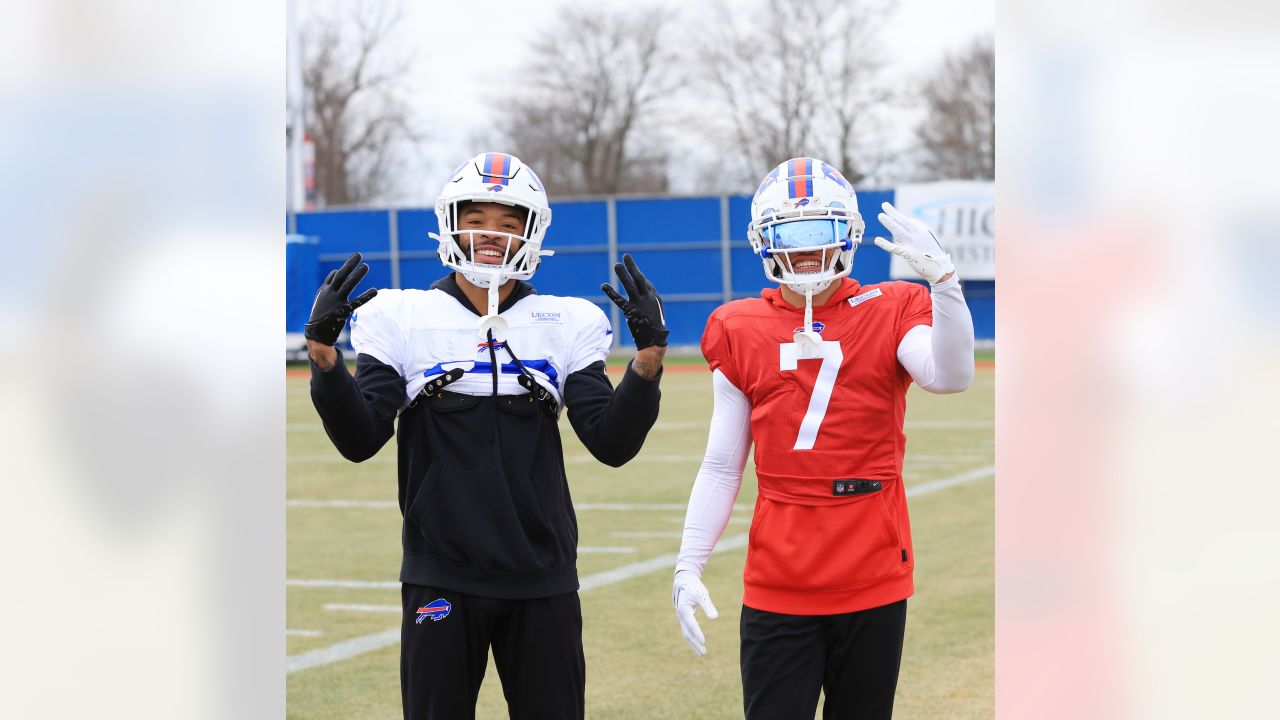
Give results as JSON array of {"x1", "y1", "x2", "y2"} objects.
[{"x1": 296, "y1": 0, "x2": 994, "y2": 201}]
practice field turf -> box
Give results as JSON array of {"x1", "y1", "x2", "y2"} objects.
[{"x1": 286, "y1": 362, "x2": 993, "y2": 719}]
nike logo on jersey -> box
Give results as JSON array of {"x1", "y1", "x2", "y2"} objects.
[{"x1": 847, "y1": 288, "x2": 883, "y2": 308}]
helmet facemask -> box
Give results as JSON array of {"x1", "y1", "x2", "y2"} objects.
[
  {"x1": 752, "y1": 210, "x2": 860, "y2": 295},
  {"x1": 437, "y1": 199, "x2": 541, "y2": 289}
]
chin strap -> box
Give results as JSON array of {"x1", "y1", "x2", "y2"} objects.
[
  {"x1": 803, "y1": 287, "x2": 815, "y2": 335},
  {"x1": 792, "y1": 285, "x2": 824, "y2": 358},
  {"x1": 486, "y1": 276, "x2": 501, "y2": 317}
]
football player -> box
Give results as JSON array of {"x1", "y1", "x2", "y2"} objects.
[
  {"x1": 306, "y1": 152, "x2": 668, "y2": 719},
  {"x1": 671, "y1": 157, "x2": 975, "y2": 719}
]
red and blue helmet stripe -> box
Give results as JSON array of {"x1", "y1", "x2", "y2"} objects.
[
  {"x1": 787, "y1": 158, "x2": 814, "y2": 199},
  {"x1": 480, "y1": 152, "x2": 513, "y2": 186}
]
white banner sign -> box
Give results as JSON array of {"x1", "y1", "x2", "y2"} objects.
[{"x1": 886, "y1": 181, "x2": 994, "y2": 280}]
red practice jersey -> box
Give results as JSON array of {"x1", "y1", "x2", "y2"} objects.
[{"x1": 702, "y1": 278, "x2": 933, "y2": 615}]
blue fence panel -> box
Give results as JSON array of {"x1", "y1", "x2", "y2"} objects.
[
  {"x1": 546, "y1": 200, "x2": 610, "y2": 248},
  {"x1": 394, "y1": 208, "x2": 444, "y2": 290},
  {"x1": 295, "y1": 209, "x2": 391, "y2": 253},
  {"x1": 285, "y1": 235, "x2": 319, "y2": 332},
  {"x1": 963, "y1": 280, "x2": 995, "y2": 340},
  {"x1": 297, "y1": 209, "x2": 395, "y2": 291},
  {"x1": 534, "y1": 200, "x2": 612, "y2": 299},
  {"x1": 616, "y1": 197, "x2": 723, "y2": 298}
]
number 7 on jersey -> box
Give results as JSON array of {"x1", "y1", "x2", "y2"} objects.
[{"x1": 779, "y1": 340, "x2": 844, "y2": 450}]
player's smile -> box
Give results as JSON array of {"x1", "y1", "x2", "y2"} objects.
[
  {"x1": 789, "y1": 251, "x2": 824, "y2": 273},
  {"x1": 466, "y1": 237, "x2": 515, "y2": 264}
]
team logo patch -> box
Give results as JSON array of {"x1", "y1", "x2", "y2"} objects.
[
  {"x1": 487, "y1": 184, "x2": 504, "y2": 192},
  {"x1": 531, "y1": 311, "x2": 562, "y2": 323},
  {"x1": 793, "y1": 321, "x2": 825, "y2": 334},
  {"x1": 477, "y1": 338, "x2": 507, "y2": 354},
  {"x1": 416, "y1": 598, "x2": 451, "y2": 623},
  {"x1": 792, "y1": 197, "x2": 810, "y2": 207},
  {"x1": 847, "y1": 288, "x2": 883, "y2": 308}
]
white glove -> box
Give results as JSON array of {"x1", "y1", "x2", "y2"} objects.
[
  {"x1": 873, "y1": 201, "x2": 956, "y2": 284},
  {"x1": 672, "y1": 570, "x2": 719, "y2": 656}
]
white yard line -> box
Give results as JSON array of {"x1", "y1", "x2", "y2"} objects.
[
  {"x1": 286, "y1": 464, "x2": 994, "y2": 674},
  {"x1": 905, "y1": 465, "x2": 995, "y2": 497},
  {"x1": 286, "y1": 629, "x2": 323, "y2": 637},
  {"x1": 288, "y1": 499, "x2": 398, "y2": 509},
  {"x1": 286, "y1": 629, "x2": 402, "y2": 674}
]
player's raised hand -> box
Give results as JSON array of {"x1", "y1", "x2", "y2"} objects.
[
  {"x1": 305, "y1": 252, "x2": 378, "y2": 346},
  {"x1": 873, "y1": 201, "x2": 956, "y2": 284},
  {"x1": 601, "y1": 253, "x2": 669, "y2": 350},
  {"x1": 672, "y1": 570, "x2": 719, "y2": 656}
]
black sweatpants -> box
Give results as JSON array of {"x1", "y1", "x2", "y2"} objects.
[
  {"x1": 400, "y1": 583, "x2": 585, "y2": 720},
  {"x1": 740, "y1": 600, "x2": 907, "y2": 720}
]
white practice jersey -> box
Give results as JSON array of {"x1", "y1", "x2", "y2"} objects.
[{"x1": 349, "y1": 288, "x2": 614, "y2": 408}]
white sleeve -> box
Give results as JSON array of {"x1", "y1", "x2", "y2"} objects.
[
  {"x1": 675, "y1": 369, "x2": 752, "y2": 577},
  {"x1": 349, "y1": 292, "x2": 403, "y2": 375},
  {"x1": 566, "y1": 301, "x2": 613, "y2": 374},
  {"x1": 896, "y1": 276, "x2": 975, "y2": 394}
]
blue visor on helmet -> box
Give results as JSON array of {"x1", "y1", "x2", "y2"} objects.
[{"x1": 765, "y1": 219, "x2": 850, "y2": 250}]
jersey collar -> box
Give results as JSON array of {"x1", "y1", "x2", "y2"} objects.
[
  {"x1": 431, "y1": 273, "x2": 536, "y2": 317},
  {"x1": 760, "y1": 277, "x2": 862, "y2": 311}
]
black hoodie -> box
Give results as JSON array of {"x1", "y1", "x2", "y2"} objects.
[{"x1": 308, "y1": 274, "x2": 662, "y2": 598}]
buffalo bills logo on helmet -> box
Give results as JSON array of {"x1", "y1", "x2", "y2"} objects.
[
  {"x1": 487, "y1": 184, "x2": 505, "y2": 192},
  {"x1": 416, "y1": 598, "x2": 451, "y2": 624},
  {"x1": 793, "y1": 198, "x2": 810, "y2": 207},
  {"x1": 820, "y1": 162, "x2": 853, "y2": 192},
  {"x1": 756, "y1": 166, "x2": 782, "y2": 197}
]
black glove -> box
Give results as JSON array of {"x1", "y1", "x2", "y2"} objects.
[
  {"x1": 601, "y1": 253, "x2": 668, "y2": 350},
  {"x1": 304, "y1": 252, "x2": 378, "y2": 346}
]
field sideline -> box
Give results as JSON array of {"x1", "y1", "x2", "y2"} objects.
[{"x1": 286, "y1": 362, "x2": 993, "y2": 718}]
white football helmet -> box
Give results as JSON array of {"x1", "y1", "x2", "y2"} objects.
[
  {"x1": 747, "y1": 157, "x2": 865, "y2": 294},
  {"x1": 432, "y1": 152, "x2": 553, "y2": 289}
]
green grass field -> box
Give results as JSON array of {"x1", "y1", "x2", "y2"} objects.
[{"x1": 286, "y1": 362, "x2": 993, "y2": 718}]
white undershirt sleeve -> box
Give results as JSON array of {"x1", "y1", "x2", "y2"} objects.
[
  {"x1": 674, "y1": 369, "x2": 753, "y2": 577},
  {"x1": 896, "y1": 276, "x2": 976, "y2": 394}
]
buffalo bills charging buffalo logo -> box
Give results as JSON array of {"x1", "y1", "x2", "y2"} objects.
[
  {"x1": 794, "y1": 321, "x2": 826, "y2": 335},
  {"x1": 416, "y1": 598, "x2": 451, "y2": 623}
]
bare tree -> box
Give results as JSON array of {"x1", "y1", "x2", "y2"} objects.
[
  {"x1": 302, "y1": 0, "x2": 422, "y2": 206},
  {"x1": 489, "y1": 5, "x2": 679, "y2": 196},
  {"x1": 694, "y1": 0, "x2": 898, "y2": 189},
  {"x1": 915, "y1": 35, "x2": 994, "y2": 180}
]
